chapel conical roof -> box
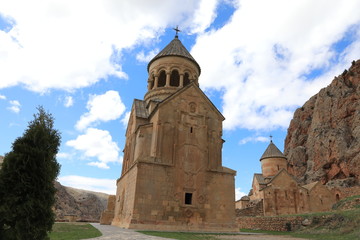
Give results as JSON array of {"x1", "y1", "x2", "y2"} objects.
[
  {"x1": 147, "y1": 36, "x2": 201, "y2": 74},
  {"x1": 260, "y1": 140, "x2": 286, "y2": 161}
]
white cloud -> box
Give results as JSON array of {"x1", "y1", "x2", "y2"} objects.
[
  {"x1": 58, "y1": 175, "x2": 116, "y2": 195},
  {"x1": 235, "y1": 187, "x2": 246, "y2": 200},
  {"x1": 7, "y1": 100, "x2": 20, "y2": 113},
  {"x1": 66, "y1": 127, "x2": 122, "y2": 169},
  {"x1": 239, "y1": 136, "x2": 269, "y2": 145},
  {"x1": 189, "y1": 0, "x2": 219, "y2": 34},
  {"x1": 191, "y1": 0, "x2": 360, "y2": 131},
  {"x1": 120, "y1": 111, "x2": 131, "y2": 127},
  {"x1": 1, "y1": 0, "x2": 359, "y2": 133},
  {"x1": 0, "y1": 0, "x2": 217, "y2": 93},
  {"x1": 56, "y1": 152, "x2": 71, "y2": 159},
  {"x1": 136, "y1": 49, "x2": 159, "y2": 63},
  {"x1": 76, "y1": 90, "x2": 126, "y2": 131},
  {"x1": 0, "y1": 94, "x2": 6, "y2": 100},
  {"x1": 64, "y1": 96, "x2": 74, "y2": 107}
]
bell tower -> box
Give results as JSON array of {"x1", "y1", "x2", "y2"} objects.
[{"x1": 144, "y1": 33, "x2": 201, "y2": 106}]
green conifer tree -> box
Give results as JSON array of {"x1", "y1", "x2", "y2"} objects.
[{"x1": 0, "y1": 106, "x2": 61, "y2": 240}]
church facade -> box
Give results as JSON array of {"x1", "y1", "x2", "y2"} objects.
[
  {"x1": 101, "y1": 35, "x2": 237, "y2": 232},
  {"x1": 236, "y1": 140, "x2": 335, "y2": 216}
]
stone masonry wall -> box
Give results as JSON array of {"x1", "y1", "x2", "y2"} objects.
[
  {"x1": 237, "y1": 216, "x2": 305, "y2": 231},
  {"x1": 332, "y1": 186, "x2": 360, "y2": 199},
  {"x1": 100, "y1": 195, "x2": 116, "y2": 225},
  {"x1": 235, "y1": 200, "x2": 264, "y2": 216},
  {"x1": 112, "y1": 165, "x2": 138, "y2": 227}
]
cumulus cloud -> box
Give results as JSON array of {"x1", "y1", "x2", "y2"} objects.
[
  {"x1": 191, "y1": 0, "x2": 360, "y2": 131},
  {"x1": 136, "y1": 49, "x2": 159, "y2": 63},
  {"x1": 7, "y1": 100, "x2": 20, "y2": 113},
  {"x1": 56, "y1": 152, "x2": 72, "y2": 159},
  {"x1": 58, "y1": 175, "x2": 116, "y2": 194},
  {"x1": 235, "y1": 187, "x2": 246, "y2": 200},
  {"x1": 64, "y1": 96, "x2": 74, "y2": 108},
  {"x1": 189, "y1": 0, "x2": 219, "y2": 34},
  {"x1": 239, "y1": 136, "x2": 269, "y2": 145},
  {"x1": 76, "y1": 90, "x2": 126, "y2": 131},
  {"x1": 66, "y1": 128, "x2": 122, "y2": 169},
  {"x1": 0, "y1": 94, "x2": 6, "y2": 100},
  {"x1": 0, "y1": 0, "x2": 217, "y2": 93},
  {"x1": 120, "y1": 111, "x2": 131, "y2": 127},
  {"x1": 1, "y1": 0, "x2": 359, "y2": 133}
]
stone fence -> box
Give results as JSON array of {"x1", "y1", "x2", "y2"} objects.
[
  {"x1": 235, "y1": 200, "x2": 264, "y2": 217},
  {"x1": 237, "y1": 216, "x2": 305, "y2": 231}
]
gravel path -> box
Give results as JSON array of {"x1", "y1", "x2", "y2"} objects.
[
  {"x1": 84, "y1": 223, "x2": 173, "y2": 240},
  {"x1": 85, "y1": 223, "x2": 309, "y2": 240},
  {"x1": 215, "y1": 234, "x2": 309, "y2": 240}
]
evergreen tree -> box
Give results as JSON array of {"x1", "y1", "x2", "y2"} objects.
[{"x1": 0, "y1": 106, "x2": 61, "y2": 240}]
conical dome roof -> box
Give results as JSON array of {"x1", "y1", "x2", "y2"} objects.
[
  {"x1": 147, "y1": 36, "x2": 201, "y2": 74},
  {"x1": 260, "y1": 141, "x2": 286, "y2": 161}
]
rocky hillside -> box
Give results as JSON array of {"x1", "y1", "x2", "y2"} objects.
[
  {"x1": 54, "y1": 181, "x2": 109, "y2": 222},
  {"x1": 285, "y1": 59, "x2": 360, "y2": 189}
]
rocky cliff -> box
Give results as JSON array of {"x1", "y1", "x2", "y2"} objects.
[
  {"x1": 285, "y1": 59, "x2": 360, "y2": 190},
  {"x1": 54, "y1": 181, "x2": 108, "y2": 222}
]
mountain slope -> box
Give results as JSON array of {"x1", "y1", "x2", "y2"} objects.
[
  {"x1": 54, "y1": 181, "x2": 108, "y2": 222},
  {"x1": 284, "y1": 60, "x2": 360, "y2": 192}
]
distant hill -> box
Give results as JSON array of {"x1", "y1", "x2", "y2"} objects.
[
  {"x1": 285, "y1": 60, "x2": 360, "y2": 194},
  {"x1": 54, "y1": 181, "x2": 108, "y2": 222}
]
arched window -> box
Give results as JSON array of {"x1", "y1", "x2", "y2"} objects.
[
  {"x1": 158, "y1": 70, "x2": 166, "y2": 87},
  {"x1": 184, "y1": 72, "x2": 190, "y2": 86},
  {"x1": 170, "y1": 70, "x2": 180, "y2": 87}
]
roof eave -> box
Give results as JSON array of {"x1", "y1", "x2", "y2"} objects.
[{"x1": 147, "y1": 55, "x2": 201, "y2": 74}]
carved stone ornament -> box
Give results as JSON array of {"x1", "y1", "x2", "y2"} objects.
[
  {"x1": 189, "y1": 102, "x2": 196, "y2": 113},
  {"x1": 185, "y1": 208, "x2": 193, "y2": 218},
  {"x1": 197, "y1": 194, "x2": 206, "y2": 204}
]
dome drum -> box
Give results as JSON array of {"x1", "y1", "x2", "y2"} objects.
[
  {"x1": 261, "y1": 157, "x2": 288, "y2": 178},
  {"x1": 145, "y1": 51, "x2": 200, "y2": 103}
]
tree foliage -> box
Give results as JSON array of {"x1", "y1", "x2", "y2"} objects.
[{"x1": 0, "y1": 106, "x2": 61, "y2": 240}]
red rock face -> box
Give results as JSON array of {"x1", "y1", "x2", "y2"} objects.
[
  {"x1": 285, "y1": 60, "x2": 360, "y2": 188},
  {"x1": 54, "y1": 181, "x2": 108, "y2": 222}
]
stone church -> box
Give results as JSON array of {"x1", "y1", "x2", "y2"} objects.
[
  {"x1": 101, "y1": 34, "x2": 237, "y2": 232},
  {"x1": 236, "y1": 140, "x2": 335, "y2": 216}
]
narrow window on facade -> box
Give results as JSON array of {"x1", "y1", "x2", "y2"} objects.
[
  {"x1": 184, "y1": 72, "x2": 190, "y2": 86},
  {"x1": 170, "y1": 70, "x2": 180, "y2": 86},
  {"x1": 158, "y1": 70, "x2": 166, "y2": 87},
  {"x1": 185, "y1": 193, "x2": 192, "y2": 205},
  {"x1": 149, "y1": 74, "x2": 155, "y2": 89},
  {"x1": 190, "y1": 127, "x2": 193, "y2": 133}
]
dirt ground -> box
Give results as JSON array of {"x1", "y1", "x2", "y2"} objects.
[{"x1": 215, "y1": 234, "x2": 309, "y2": 240}]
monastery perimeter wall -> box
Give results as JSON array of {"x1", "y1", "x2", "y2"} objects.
[{"x1": 237, "y1": 216, "x2": 305, "y2": 231}]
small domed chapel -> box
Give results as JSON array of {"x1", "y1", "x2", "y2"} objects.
[
  {"x1": 100, "y1": 33, "x2": 238, "y2": 232},
  {"x1": 236, "y1": 140, "x2": 335, "y2": 216}
]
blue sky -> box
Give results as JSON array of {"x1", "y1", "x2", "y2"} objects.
[{"x1": 1, "y1": 0, "x2": 360, "y2": 198}]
